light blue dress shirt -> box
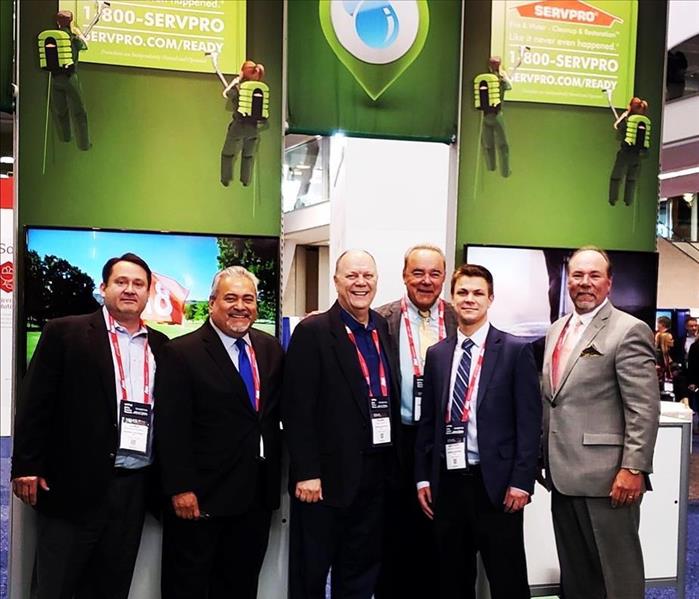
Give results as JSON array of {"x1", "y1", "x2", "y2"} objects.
[
  {"x1": 399, "y1": 299, "x2": 442, "y2": 424},
  {"x1": 447, "y1": 322, "x2": 490, "y2": 464},
  {"x1": 105, "y1": 308, "x2": 156, "y2": 470}
]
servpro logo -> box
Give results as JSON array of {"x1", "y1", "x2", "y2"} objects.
[{"x1": 516, "y1": 0, "x2": 622, "y2": 27}]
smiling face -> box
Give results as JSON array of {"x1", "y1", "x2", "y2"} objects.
[
  {"x1": 209, "y1": 274, "x2": 258, "y2": 338},
  {"x1": 100, "y1": 260, "x2": 150, "y2": 325},
  {"x1": 334, "y1": 250, "x2": 377, "y2": 324},
  {"x1": 403, "y1": 249, "x2": 446, "y2": 312},
  {"x1": 567, "y1": 250, "x2": 612, "y2": 314},
  {"x1": 451, "y1": 275, "x2": 493, "y2": 334}
]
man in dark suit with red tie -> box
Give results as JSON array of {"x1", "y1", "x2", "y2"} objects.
[
  {"x1": 155, "y1": 265, "x2": 284, "y2": 599},
  {"x1": 282, "y1": 249, "x2": 401, "y2": 599},
  {"x1": 415, "y1": 264, "x2": 541, "y2": 599}
]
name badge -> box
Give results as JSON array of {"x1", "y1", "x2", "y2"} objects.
[
  {"x1": 118, "y1": 401, "x2": 152, "y2": 456},
  {"x1": 445, "y1": 423, "x2": 466, "y2": 470},
  {"x1": 370, "y1": 396, "x2": 392, "y2": 446},
  {"x1": 412, "y1": 375, "x2": 423, "y2": 423}
]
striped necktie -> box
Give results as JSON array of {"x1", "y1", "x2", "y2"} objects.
[{"x1": 451, "y1": 338, "x2": 475, "y2": 423}]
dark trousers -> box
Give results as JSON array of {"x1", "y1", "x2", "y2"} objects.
[
  {"x1": 289, "y1": 452, "x2": 388, "y2": 599},
  {"x1": 433, "y1": 467, "x2": 530, "y2": 599},
  {"x1": 161, "y1": 508, "x2": 272, "y2": 599},
  {"x1": 375, "y1": 424, "x2": 436, "y2": 599},
  {"x1": 31, "y1": 469, "x2": 147, "y2": 599},
  {"x1": 551, "y1": 490, "x2": 644, "y2": 599},
  {"x1": 220, "y1": 119, "x2": 259, "y2": 186},
  {"x1": 51, "y1": 73, "x2": 90, "y2": 151},
  {"x1": 609, "y1": 146, "x2": 641, "y2": 206},
  {"x1": 161, "y1": 463, "x2": 272, "y2": 599}
]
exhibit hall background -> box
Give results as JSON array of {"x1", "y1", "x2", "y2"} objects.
[{"x1": 457, "y1": 0, "x2": 666, "y2": 253}]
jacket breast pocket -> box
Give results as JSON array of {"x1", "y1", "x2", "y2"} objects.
[{"x1": 582, "y1": 433, "x2": 624, "y2": 446}]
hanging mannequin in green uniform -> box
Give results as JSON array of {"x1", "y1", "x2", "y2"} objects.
[
  {"x1": 50, "y1": 11, "x2": 90, "y2": 150},
  {"x1": 209, "y1": 55, "x2": 270, "y2": 187},
  {"x1": 474, "y1": 47, "x2": 528, "y2": 178},
  {"x1": 608, "y1": 96, "x2": 650, "y2": 206}
]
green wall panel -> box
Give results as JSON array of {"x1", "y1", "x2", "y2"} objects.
[
  {"x1": 18, "y1": 0, "x2": 282, "y2": 236},
  {"x1": 457, "y1": 0, "x2": 665, "y2": 253}
]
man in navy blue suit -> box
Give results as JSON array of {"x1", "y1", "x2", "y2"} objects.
[{"x1": 414, "y1": 264, "x2": 541, "y2": 599}]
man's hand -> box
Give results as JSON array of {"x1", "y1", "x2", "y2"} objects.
[
  {"x1": 12, "y1": 476, "x2": 49, "y2": 506},
  {"x1": 172, "y1": 491, "x2": 200, "y2": 520},
  {"x1": 503, "y1": 487, "x2": 529, "y2": 513},
  {"x1": 295, "y1": 479, "x2": 323, "y2": 503},
  {"x1": 417, "y1": 485, "x2": 434, "y2": 520},
  {"x1": 610, "y1": 469, "x2": 645, "y2": 508}
]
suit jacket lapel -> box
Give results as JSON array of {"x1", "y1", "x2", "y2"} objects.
[
  {"x1": 476, "y1": 326, "x2": 502, "y2": 411},
  {"x1": 201, "y1": 320, "x2": 254, "y2": 414},
  {"x1": 329, "y1": 303, "x2": 371, "y2": 420},
  {"x1": 386, "y1": 301, "x2": 402, "y2": 342},
  {"x1": 88, "y1": 310, "x2": 118, "y2": 422},
  {"x1": 554, "y1": 303, "x2": 611, "y2": 398},
  {"x1": 438, "y1": 336, "x2": 458, "y2": 417}
]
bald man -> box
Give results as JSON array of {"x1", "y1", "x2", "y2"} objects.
[{"x1": 282, "y1": 250, "x2": 401, "y2": 599}]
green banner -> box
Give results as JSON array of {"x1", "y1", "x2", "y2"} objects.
[
  {"x1": 288, "y1": 0, "x2": 461, "y2": 142},
  {"x1": 490, "y1": 0, "x2": 638, "y2": 108},
  {"x1": 57, "y1": 0, "x2": 245, "y2": 74}
]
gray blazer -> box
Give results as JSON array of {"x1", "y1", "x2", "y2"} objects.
[
  {"x1": 542, "y1": 301, "x2": 660, "y2": 497},
  {"x1": 375, "y1": 298, "x2": 458, "y2": 390}
]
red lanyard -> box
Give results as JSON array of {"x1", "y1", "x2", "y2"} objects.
[
  {"x1": 400, "y1": 297, "x2": 446, "y2": 377},
  {"x1": 107, "y1": 315, "x2": 151, "y2": 405},
  {"x1": 445, "y1": 342, "x2": 486, "y2": 423},
  {"x1": 242, "y1": 340, "x2": 262, "y2": 412},
  {"x1": 345, "y1": 326, "x2": 389, "y2": 397}
]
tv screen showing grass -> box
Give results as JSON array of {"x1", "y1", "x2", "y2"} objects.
[{"x1": 24, "y1": 227, "x2": 279, "y2": 364}]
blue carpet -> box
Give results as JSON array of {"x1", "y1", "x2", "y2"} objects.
[
  {"x1": 0, "y1": 436, "x2": 11, "y2": 599},
  {"x1": 645, "y1": 500, "x2": 699, "y2": 598}
]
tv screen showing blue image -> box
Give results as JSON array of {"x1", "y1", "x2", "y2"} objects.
[{"x1": 24, "y1": 227, "x2": 280, "y2": 363}]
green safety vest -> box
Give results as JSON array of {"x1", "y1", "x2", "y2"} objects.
[
  {"x1": 237, "y1": 81, "x2": 270, "y2": 121},
  {"x1": 625, "y1": 115, "x2": 651, "y2": 149},
  {"x1": 37, "y1": 30, "x2": 74, "y2": 71},
  {"x1": 473, "y1": 73, "x2": 501, "y2": 110}
]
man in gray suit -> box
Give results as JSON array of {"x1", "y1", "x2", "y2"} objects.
[
  {"x1": 374, "y1": 245, "x2": 457, "y2": 599},
  {"x1": 542, "y1": 246, "x2": 660, "y2": 599}
]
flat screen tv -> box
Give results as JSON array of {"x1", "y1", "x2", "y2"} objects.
[
  {"x1": 464, "y1": 245, "x2": 658, "y2": 368},
  {"x1": 24, "y1": 227, "x2": 280, "y2": 364}
]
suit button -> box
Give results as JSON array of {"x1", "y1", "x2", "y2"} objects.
[{"x1": 109, "y1": 452, "x2": 115, "y2": 459}]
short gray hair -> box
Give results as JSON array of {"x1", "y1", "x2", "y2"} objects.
[
  {"x1": 334, "y1": 249, "x2": 376, "y2": 276},
  {"x1": 403, "y1": 244, "x2": 447, "y2": 272},
  {"x1": 209, "y1": 266, "x2": 259, "y2": 299}
]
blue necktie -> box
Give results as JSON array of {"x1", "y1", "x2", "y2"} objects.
[
  {"x1": 235, "y1": 337, "x2": 256, "y2": 410},
  {"x1": 451, "y1": 338, "x2": 475, "y2": 423}
]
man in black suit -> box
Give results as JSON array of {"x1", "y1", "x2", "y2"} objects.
[
  {"x1": 155, "y1": 265, "x2": 283, "y2": 599},
  {"x1": 283, "y1": 249, "x2": 400, "y2": 599},
  {"x1": 12, "y1": 253, "x2": 169, "y2": 599},
  {"x1": 415, "y1": 264, "x2": 541, "y2": 599},
  {"x1": 374, "y1": 244, "x2": 457, "y2": 599}
]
